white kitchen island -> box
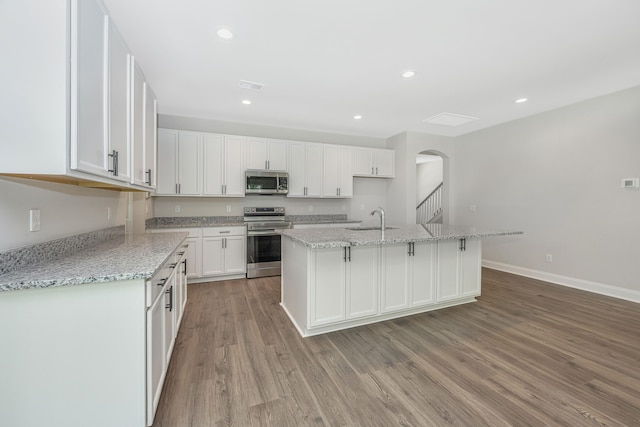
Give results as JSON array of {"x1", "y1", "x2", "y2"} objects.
[{"x1": 280, "y1": 224, "x2": 522, "y2": 337}]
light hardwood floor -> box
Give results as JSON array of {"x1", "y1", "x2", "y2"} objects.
[{"x1": 152, "y1": 268, "x2": 640, "y2": 426}]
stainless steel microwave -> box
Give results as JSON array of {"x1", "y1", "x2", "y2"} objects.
[{"x1": 245, "y1": 170, "x2": 288, "y2": 195}]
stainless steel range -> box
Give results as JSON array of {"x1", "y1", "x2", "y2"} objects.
[{"x1": 244, "y1": 207, "x2": 292, "y2": 278}]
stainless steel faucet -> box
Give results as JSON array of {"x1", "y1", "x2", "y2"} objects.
[{"x1": 370, "y1": 207, "x2": 385, "y2": 237}]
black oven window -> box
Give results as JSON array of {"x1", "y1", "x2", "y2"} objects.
[{"x1": 247, "y1": 235, "x2": 281, "y2": 264}]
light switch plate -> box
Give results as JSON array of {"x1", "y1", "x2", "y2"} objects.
[
  {"x1": 621, "y1": 178, "x2": 639, "y2": 188},
  {"x1": 29, "y1": 209, "x2": 40, "y2": 232}
]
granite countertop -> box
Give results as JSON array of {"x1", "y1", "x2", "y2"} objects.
[
  {"x1": 145, "y1": 214, "x2": 361, "y2": 229},
  {"x1": 146, "y1": 216, "x2": 245, "y2": 229},
  {"x1": 280, "y1": 224, "x2": 523, "y2": 249},
  {"x1": 0, "y1": 232, "x2": 188, "y2": 292}
]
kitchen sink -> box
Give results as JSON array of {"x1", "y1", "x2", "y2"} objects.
[{"x1": 345, "y1": 226, "x2": 398, "y2": 231}]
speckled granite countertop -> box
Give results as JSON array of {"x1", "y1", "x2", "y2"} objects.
[
  {"x1": 0, "y1": 232, "x2": 188, "y2": 292},
  {"x1": 280, "y1": 224, "x2": 523, "y2": 249},
  {"x1": 146, "y1": 216, "x2": 245, "y2": 229},
  {"x1": 145, "y1": 214, "x2": 360, "y2": 229}
]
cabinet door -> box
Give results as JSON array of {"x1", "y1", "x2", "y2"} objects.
[
  {"x1": 143, "y1": 83, "x2": 157, "y2": 188},
  {"x1": 305, "y1": 143, "x2": 324, "y2": 197},
  {"x1": 203, "y1": 133, "x2": 224, "y2": 196},
  {"x1": 267, "y1": 139, "x2": 288, "y2": 171},
  {"x1": 374, "y1": 149, "x2": 395, "y2": 177},
  {"x1": 346, "y1": 246, "x2": 378, "y2": 320},
  {"x1": 287, "y1": 142, "x2": 306, "y2": 196},
  {"x1": 380, "y1": 243, "x2": 410, "y2": 313},
  {"x1": 461, "y1": 239, "x2": 481, "y2": 297},
  {"x1": 246, "y1": 137, "x2": 268, "y2": 170},
  {"x1": 322, "y1": 145, "x2": 339, "y2": 197},
  {"x1": 146, "y1": 283, "x2": 166, "y2": 424},
  {"x1": 437, "y1": 239, "x2": 462, "y2": 302},
  {"x1": 71, "y1": 0, "x2": 109, "y2": 176},
  {"x1": 337, "y1": 146, "x2": 353, "y2": 197},
  {"x1": 185, "y1": 237, "x2": 201, "y2": 279},
  {"x1": 223, "y1": 135, "x2": 245, "y2": 196},
  {"x1": 202, "y1": 237, "x2": 224, "y2": 276},
  {"x1": 177, "y1": 132, "x2": 201, "y2": 195},
  {"x1": 163, "y1": 275, "x2": 176, "y2": 364},
  {"x1": 311, "y1": 247, "x2": 346, "y2": 326},
  {"x1": 129, "y1": 59, "x2": 146, "y2": 185},
  {"x1": 156, "y1": 129, "x2": 178, "y2": 194},
  {"x1": 410, "y1": 241, "x2": 436, "y2": 306},
  {"x1": 224, "y1": 236, "x2": 246, "y2": 274},
  {"x1": 352, "y1": 148, "x2": 374, "y2": 176}
]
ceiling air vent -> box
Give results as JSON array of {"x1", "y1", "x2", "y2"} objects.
[
  {"x1": 239, "y1": 80, "x2": 264, "y2": 91},
  {"x1": 422, "y1": 113, "x2": 479, "y2": 126}
]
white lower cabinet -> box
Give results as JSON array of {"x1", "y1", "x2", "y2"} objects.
[
  {"x1": 146, "y1": 244, "x2": 188, "y2": 426},
  {"x1": 282, "y1": 237, "x2": 481, "y2": 337},
  {"x1": 381, "y1": 241, "x2": 436, "y2": 313},
  {"x1": 152, "y1": 227, "x2": 246, "y2": 281},
  {"x1": 201, "y1": 227, "x2": 246, "y2": 277},
  {"x1": 437, "y1": 238, "x2": 481, "y2": 302},
  {"x1": 310, "y1": 245, "x2": 378, "y2": 327}
]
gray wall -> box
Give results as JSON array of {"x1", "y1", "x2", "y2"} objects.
[
  {"x1": 0, "y1": 177, "x2": 127, "y2": 251},
  {"x1": 452, "y1": 86, "x2": 640, "y2": 295}
]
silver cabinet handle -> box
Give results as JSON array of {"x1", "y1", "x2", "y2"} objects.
[
  {"x1": 145, "y1": 169, "x2": 152, "y2": 185},
  {"x1": 376, "y1": 167, "x2": 378, "y2": 175},
  {"x1": 372, "y1": 166, "x2": 374, "y2": 175}
]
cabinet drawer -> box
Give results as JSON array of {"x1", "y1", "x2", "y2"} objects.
[
  {"x1": 146, "y1": 254, "x2": 179, "y2": 308},
  {"x1": 202, "y1": 226, "x2": 245, "y2": 237}
]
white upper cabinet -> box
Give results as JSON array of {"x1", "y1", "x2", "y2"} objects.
[
  {"x1": 288, "y1": 141, "x2": 323, "y2": 197},
  {"x1": 130, "y1": 59, "x2": 146, "y2": 186},
  {"x1": 203, "y1": 134, "x2": 245, "y2": 197},
  {"x1": 70, "y1": 0, "x2": 110, "y2": 177},
  {"x1": 143, "y1": 83, "x2": 158, "y2": 188},
  {"x1": 0, "y1": 0, "x2": 156, "y2": 190},
  {"x1": 352, "y1": 147, "x2": 395, "y2": 178},
  {"x1": 246, "y1": 137, "x2": 288, "y2": 171},
  {"x1": 156, "y1": 129, "x2": 201, "y2": 195},
  {"x1": 322, "y1": 145, "x2": 353, "y2": 198}
]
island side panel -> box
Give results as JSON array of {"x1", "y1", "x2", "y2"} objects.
[
  {"x1": 281, "y1": 237, "x2": 310, "y2": 336},
  {"x1": 0, "y1": 279, "x2": 147, "y2": 427}
]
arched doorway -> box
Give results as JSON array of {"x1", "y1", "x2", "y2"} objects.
[{"x1": 416, "y1": 151, "x2": 445, "y2": 224}]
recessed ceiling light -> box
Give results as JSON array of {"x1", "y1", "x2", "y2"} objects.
[
  {"x1": 515, "y1": 98, "x2": 528, "y2": 104},
  {"x1": 401, "y1": 70, "x2": 416, "y2": 79},
  {"x1": 353, "y1": 115, "x2": 363, "y2": 120},
  {"x1": 241, "y1": 100, "x2": 252, "y2": 105},
  {"x1": 216, "y1": 28, "x2": 233, "y2": 40}
]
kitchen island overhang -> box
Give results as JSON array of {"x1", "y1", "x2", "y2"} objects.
[{"x1": 279, "y1": 224, "x2": 523, "y2": 337}]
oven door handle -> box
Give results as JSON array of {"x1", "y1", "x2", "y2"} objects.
[{"x1": 247, "y1": 230, "x2": 281, "y2": 236}]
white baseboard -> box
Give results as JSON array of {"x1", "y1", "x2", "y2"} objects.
[{"x1": 482, "y1": 260, "x2": 640, "y2": 303}]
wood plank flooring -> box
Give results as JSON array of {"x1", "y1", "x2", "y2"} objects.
[{"x1": 152, "y1": 269, "x2": 640, "y2": 426}]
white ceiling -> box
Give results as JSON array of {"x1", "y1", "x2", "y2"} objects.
[{"x1": 103, "y1": 0, "x2": 640, "y2": 139}]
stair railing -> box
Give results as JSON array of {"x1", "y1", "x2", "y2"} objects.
[{"x1": 416, "y1": 182, "x2": 443, "y2": 224}]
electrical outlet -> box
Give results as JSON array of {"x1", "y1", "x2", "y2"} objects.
[
  {"x1": 545, "y1": 254, "x2": 553, "y2": 263},
  {"x1": 308, "y1": 205, "x2": 314, "y2": 212},
  {"x1": 29, "y1": 209, "x2": 41, "y2": 232},
  {"x1": 469, "y1": 205, "x2": 477, "y2": 212},
  {"x1": 107, "y1": 206, "x2": 112, "y2": 220},
  {"x1": 175, "y1": 205, "x2": 181, "y2": 213},
  {"x1": 226, "y1": 205, "x2": 232, "y2": 213}
]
